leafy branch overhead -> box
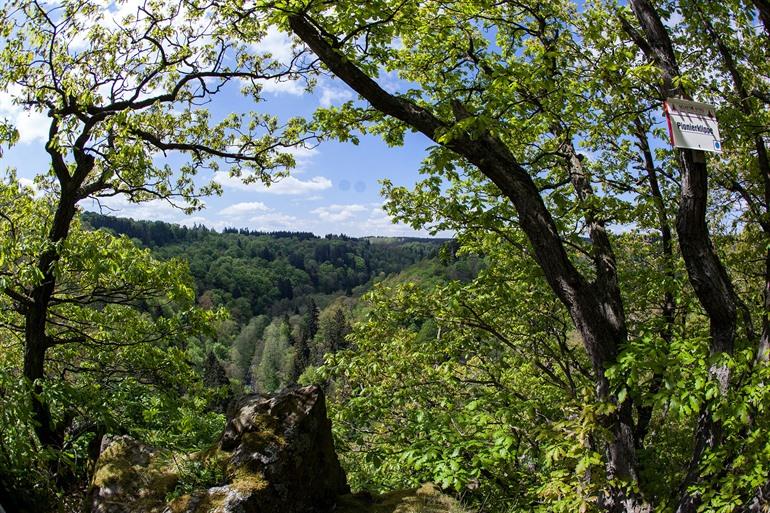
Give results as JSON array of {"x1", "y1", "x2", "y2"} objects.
[
  {"x1": 222, "y1": 0, "x2": 769, "y2": 512},
  {"x1": 0, "y1": 0, "x2": 320, "y2": 207}
]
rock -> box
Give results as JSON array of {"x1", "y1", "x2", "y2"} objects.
[
  {"x1": 88, "y1": 435, "x2": 179, "y2": 513},
  {"x1": 210, "y1": 384, "x2": 349, "y2": 513},
  {"x1": 89, "y1": 385, "x2": 349, "y2": 513}
]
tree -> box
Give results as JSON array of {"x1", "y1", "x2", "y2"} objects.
[
  {"x1": 314, "y1": 306, "x2": 351, "y2": 364},
  {"x1": 216, "y1": 0, "x2": 770, "y2": 510},
  {"x1": 230, "y1": 315, "x2": 270, "y2": 383},
  {"x1": 0, "y1": 181, "x2": 224, "y2": 509},
  {"x1": 252, "y1": 318, "x2": 293, "y2": 393},
  {"x1": 325, "y1": 231, "x2": 592, "y2": 509},
  {"x1": 0, "y1": 0, "x2": 310, "y2": 453},
  {"x1": 202, "y1": 351, "x2": 232, "y2": 412},
  {"x1": 306, "y1": 299, "x2": 320, "y2": 341},
  {"x1": 291, "y1": 300, "x2": 319, "y2": 380},
  {"x1": 617, "y1": 3, "x2": 769, "y2": 511}
]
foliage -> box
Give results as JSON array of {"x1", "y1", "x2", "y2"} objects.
[
  {"x1": 84, "y1": 212, "x2": 444, "y2": 320},
  {"x1": 0, "y1": 180, "x2": 227, "y2": 508},
  {"x1": 165, "y1": 456, "x2": 227, "y2": 503},
  {"x1": 324, "y1": 231, "x2": 591, "y2": 510},
  {"x1": 239, "y1": 0, "x2": 770, "y2": 511},
  {"x1": 2, "y1": 0, "x2": 769, "y2": 511},
  {"x1": 85, "y1": 213, "x2": 441, "y2": 394},
  {"x1": 0, "y1": 0, "x2": 321, "y2": 506}
]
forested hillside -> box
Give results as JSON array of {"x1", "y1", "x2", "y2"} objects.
[
  {"x1": 78, "y1": 213, "x2": 448, "y2": 392},
  {"x1": 82, "y1": 212, "x2": 444, "y2": 320}
]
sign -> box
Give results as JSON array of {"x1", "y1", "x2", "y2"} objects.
[{"x1": 664, "y1": 98, "x2": 722, "y2": 153}]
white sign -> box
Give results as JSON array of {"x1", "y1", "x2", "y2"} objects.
[{"x1": 664, "y1": 98, "x2": 722, "y2": 153}]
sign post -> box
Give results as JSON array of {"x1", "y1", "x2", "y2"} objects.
[{"x1": 664, "y1": 98, "x2": 722, "y2": 154}]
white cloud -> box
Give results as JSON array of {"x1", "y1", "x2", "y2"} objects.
[
  {"x1": 304, "y1": 202, "x2": 450, "y2": 237},
  {"x1": 14, "y1": 111, "x2": 50, "y2": 144},
  {"x1": 319, "y1": 86, "x2": 353, "y2": 108},
  {"x1": 248, "y1": 212, "x2": 302, "y2": 230},
  {"x1": 283, "y1": 145, "x2": 319, "y2": 173},
  {"x1": 214, "y1": 172, "x2": 332, "y2": 195},
  {"x1": 248, "y1": 27, "x2": 306, "y2": 96},
  {"x1": 311, "y1": 204, "x2": 367, "y2": 223},
  {"x1": 363, "y1": 205, "x2": 407, "y2": 235},
  {"x1": 253, "y1": 26, "x2": 294, "y2": 64},
  {"x1": 18, "y1": 177, "x2": 36, "y2": 189},
  {"x1": 15, "y1": 176, "x2": 46, "y2": 198},
  {"x1": 0, "y1": 87, "x2": 50, "y2": 144},
  {"x1": 311, "y1": 203, "x2": 453, "y2": 238},
  {"x1": 265, "y1": 176, "x2": 333, "y2": 194},
  {"x1": 84, "y1": 195, "x2": 204, "y2": 224},
  {"x1": 219, "y1": 201, "x2": 270, "y2": 217},
  {"x1": 256, "y1": 77, "x2": 306, "y2": 96},
  {"x1": 82, "y1": 195, "x2": 451, "y2": 238}
]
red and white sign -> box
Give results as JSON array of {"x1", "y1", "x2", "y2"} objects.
[{"x1": 664, "y1": 98, "x2": 722, "y2": 153}]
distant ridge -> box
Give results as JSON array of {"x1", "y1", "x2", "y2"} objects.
[{"x1": 80, "y1": 211, "x2": 447, "y2": 319}]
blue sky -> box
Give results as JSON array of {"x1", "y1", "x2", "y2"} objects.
[
  {"x1": 0, "y1": 2, "x2": 685, "y2": 240},
  {"x1": 0, "y1": 23, "x2": 442, "y2": 238}
]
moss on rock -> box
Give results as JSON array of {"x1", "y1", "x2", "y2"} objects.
[
  {"x1": 228, "y1": 467, "x2": 268, "y2": 495},
  {"x1": 90, "y1": 387, "x2": 350, "y2": 513},
  {"x1": 89, "y1": 436, "x2": 179, "y2": 513}
]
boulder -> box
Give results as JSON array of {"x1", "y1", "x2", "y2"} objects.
[
  {"x1": 89, "y1": 385, "x2": 349, "y2": 513},
  {"x1": 210, "y1": 384, "x2": 350, "y2": 513},
  {"x1": 88, "y1": 435, "x2": 178, "y2": 513}
]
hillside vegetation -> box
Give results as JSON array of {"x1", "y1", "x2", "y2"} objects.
[{"x1": 82, "y1": 212, "x2": 448, "y2": 393}]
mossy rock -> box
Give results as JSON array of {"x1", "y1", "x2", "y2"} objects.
[
  {"x1": 336, "y1": 484, "x2": 470, "y2": 513},
  {"x1": 89, "y1": 386, "x2": 348, "y2": 513},
  {"x1": 89, "y1": 436, "x2": 180, "y2": 513}
]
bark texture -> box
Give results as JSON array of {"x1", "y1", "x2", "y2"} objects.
[
  {"x1": 288, "y1": 12, "x2": 648, "y2": 512},
  {"x1": 23, "y1": 162, "x2": 81, "y2": 448},
  {"x1": 626, "y1": 1, "x2": 741, "y2": 511}
]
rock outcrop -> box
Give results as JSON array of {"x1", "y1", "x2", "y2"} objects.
[
  {"x1": 89, "y1": 385, "x2": 467, "y2": 513},
  {"x1": 89, "y1": 385, "x2": 347, "y2": 513},
  {"x1": 89, "y1": 435, "x2": 177, "y2": 513},
  {"x1": 212, "y1": 385, "x2": 349, "y2": 512}
]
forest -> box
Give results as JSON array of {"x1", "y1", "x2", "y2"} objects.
[
  {"x1": 82, "y1": 212, "x2": 444, "y2": 319},
  {"x1": 82, "y1": 212, "x2": 449, "y2": 393},
  {"x1": 1, "y1": 0, "x2": 769, "y2": 512}
]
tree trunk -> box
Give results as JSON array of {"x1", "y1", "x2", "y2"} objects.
[
  {"x1": 626, "y1": 2, "x2": 740, "y2": 511},
  {"x1": 22, "y1": 178, "x2": 79, "y2": 449},
  {"x1": 288, "y1": 13, "x2": 649, "y2": 511},
  {"x1": 690, "y1": 0, "x2": 770, "y2": 360}
]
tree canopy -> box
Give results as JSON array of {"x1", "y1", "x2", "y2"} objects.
[
  {"x1": 1, "y1": 0, "x2": 769, "y2": 512},
  {"x1": 0, "y1": 0, "x2": 312, "y2": 506},
  {"x1": 221, "y1": 0, "x2": 769, "y2": 511}
]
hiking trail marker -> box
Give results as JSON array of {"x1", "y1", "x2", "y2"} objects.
[{"x1": 664, "y1": 98, "x2": 722, "y2": 153}]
